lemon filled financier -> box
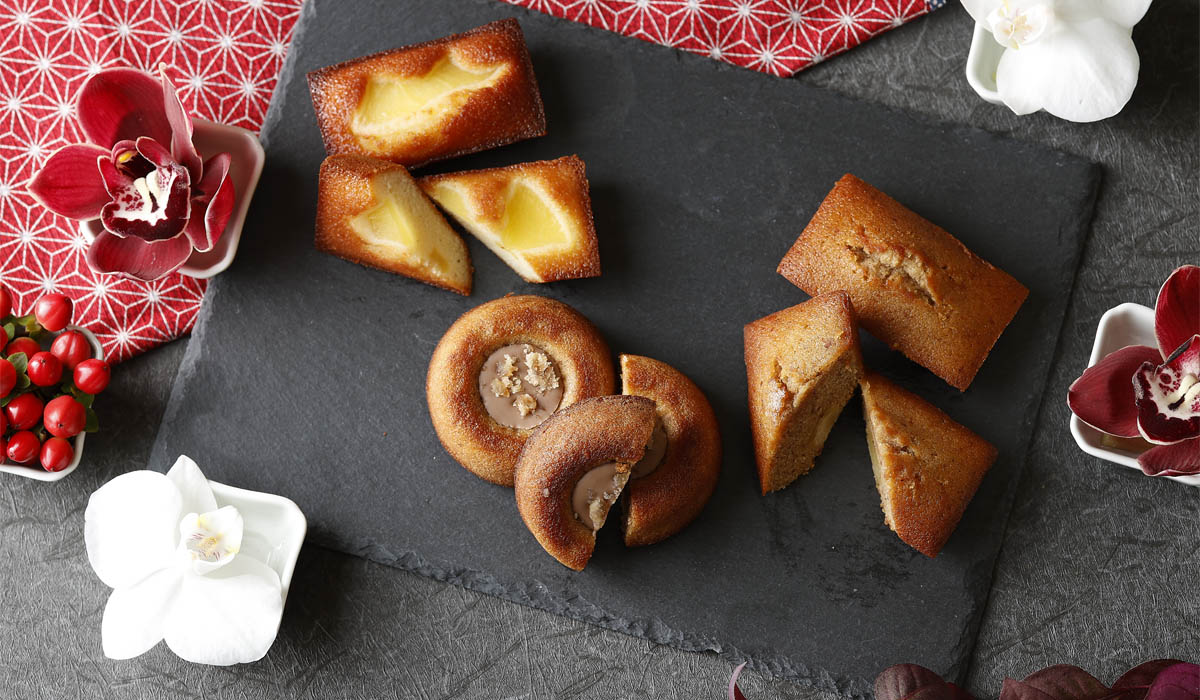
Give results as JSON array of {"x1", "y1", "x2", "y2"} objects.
[
  {"x1": 306, "y1": 18, "x2": 546, "y2": 168},
  {"x1": 427, "y1": 295, "x2": 614, "y2": 486}
]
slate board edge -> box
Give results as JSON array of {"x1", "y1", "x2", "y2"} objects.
[
  {"x1": 955, "y1": 163, "x2": 1103, "y2": 683},
  {"x1": 147, "y1": 1, "x2": 1102, "y2": 694}
]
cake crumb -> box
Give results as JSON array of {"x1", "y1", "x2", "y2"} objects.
[
  {"x1": 490, "y1": 353, "x2": 523, "y2": 397},
  {"x1": 513, "y1": 394, "x2": 537, "y2": 417}
]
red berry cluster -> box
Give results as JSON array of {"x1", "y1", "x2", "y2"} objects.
[{"x1": 0, "y1": 287, "x2": 110, "y2": 473}]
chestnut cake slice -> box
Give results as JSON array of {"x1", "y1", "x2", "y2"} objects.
[
  {"x1": 419, "y1": 156, "x2": 600, "y2": 283},
  {"x1": 777, "y1": 174, "x2": 1028, "y2": 391},
  {"x1": 306, "y1": 18, "x2": 546, "y2": 168},
  {"x1": 315, "y1": 154, "x2": 471, "y2": 295},
  {"x1": 744, "y1": 292, "x2": 864, "y2": 494},
  {"x1": 861, "y1": 372, "x2": 997, "y2": 558},
  {"x1": 513, "y1": 396, "x2": 658, "y2": 570}
]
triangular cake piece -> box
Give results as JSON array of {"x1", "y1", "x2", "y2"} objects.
[
  {"x1": 419, "y1": 156, "x2": 600, "y2": 283},
  {"x1": 860, "y1": 372, "x2": 998, "y2": 558},
  {"x1": 316, "y1": 154, "x2": 472, "y2": 295},
  {"x1": 744, "y1": 292, "x2": 864, "y2": 494}
]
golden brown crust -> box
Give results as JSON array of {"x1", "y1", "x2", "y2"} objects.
[
  {"x1": 426, "y1": 295, "x2": 615, "y2": 487},
  {"x1": 744, "y1": 292, "x2": 864, "y2": 494},
  {"x1": 306, "y1": 18, "x2": 546, "y2": 168},
  {"x1": 777, "y1": 174, "x2": 1028, "y2": 391},
  {"x1": 860, "y1": 372, "x2": 998, "y2": 558},
  {"x1": 513, "y1": 395, "x2": 657, "y2": 570},
  {"x1": 315, "y1": 154, "x2": 471, "y2": 295},
  {"x1": 619, "y1": 354, "x2": 721, "y2": 547},
  {"x1": 419, "y1": 156, "x2": 601, "y2": 283}
]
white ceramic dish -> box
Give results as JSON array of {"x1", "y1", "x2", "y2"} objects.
[
  {"x1": 79, "y1": 118, "x2": 265, "y2": 279},
  {"x1": 1069, "y1": 302, "x2": 1200, "y2": 488},
  {"x1": 966, "y1": 23, "x2": 1006, "y2": 105},
  {"x1": 0, "y1": 325, "x2": 103, "y2": 482},
  {"x1": 210, "y1": 480, "x2": 306, "y2": 599}
]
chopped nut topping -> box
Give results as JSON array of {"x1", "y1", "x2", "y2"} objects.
[
  {"x1": 524, "y1": 351, "x2": 560, "y2": 393},
  {"x1": 513, "y1": 394, "x2": 538, "y2": 417},
  {"x1": 490, "y1": 353, "x2": 523, "y2": 398}
]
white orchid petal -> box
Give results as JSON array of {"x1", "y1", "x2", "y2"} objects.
[
  {"x1": 84, "y1": 471, "x2": 182, "y2": 589},
  {"x1": 166, "y1": 455, "x2": 218, "y2": 516},
  {"x1": 163, "y1": 556, "x2": 283, "y2": 666},
  {"x1": 101, "y1": 566, "x2": 182, "y2": 660},
  {"x1": 177, "y1": 506, "x2": 244, "y2": 575},
  {"x1": 996, "y1": 17, "x2": 1139, "y2": 122},
  {"x1": 1057, "y1": 0, "x2": 1152, "y2": 28}
]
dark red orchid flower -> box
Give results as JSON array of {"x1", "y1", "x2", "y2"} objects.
[
  {"x1": 28, "y1": 65, "x2": 234, "y2": 281},
  {"x1": 1069, "y1": 266, "x2": 1200, "y2": 477}
]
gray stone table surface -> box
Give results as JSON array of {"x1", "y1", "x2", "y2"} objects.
[{"x1": 0, "y1": 2, "x2": 1195, "y2": 698}]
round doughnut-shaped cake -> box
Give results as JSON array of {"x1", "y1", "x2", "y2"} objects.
[
  {"x1": 426, "y1": 295, "x2": 614, "y2": 486},
  {"x1": 618, "y1": 354, "x2": 722, "y2": 547},
  {"x1": 513, "y1": 395, "x2": 657, "y2": 570}
]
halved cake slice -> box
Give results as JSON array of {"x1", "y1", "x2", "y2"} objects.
[
  {"x1": 316, "y1": 154, "x2": 472, "y2": 295},
  {"x1": 860, "y1": 372, "x2": 998, "y2": 558},
  {"x1": 744, "y1": 292, "x2": 864, "y2": 494},
  {"x1": 307, "y1": 19, "x2": 546, "y2": 168},
  {"x1": 419, "y1": 156, "x2": 600, "y2": 283}
]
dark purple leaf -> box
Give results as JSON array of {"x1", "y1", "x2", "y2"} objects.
[
  {"x1": 729, "y1": 662, "x2": 748, "y2": 700},
  {"x1": 1111, "y1": 660, "x2": 1186, "y2": 700},
  {"x1": 1068, "y1": 345, "x2": 1161, "y2": 438},
  {"x1": 876, "y1": 664, "x2": 953, "y2": 700},
  {"x1": 1154, "y1": 265, "x2": 1200, "y2": 360},
  {"x1": 1002, "y1": 666, "x2": 1107, "y2": 700},
  {"x1": 1145, "y1": 663, "x2": 1200, "y2": 700}
]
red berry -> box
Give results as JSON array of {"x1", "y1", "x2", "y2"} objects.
[
  {"x1": 5, "y1": 393, "x2": 42, "y2": 431},
  {"x1": 34, "y1": 293, "x2": 72, "y2": 332},
  {"x1": 39, "y1": 437, "x2": 74, "y2": 472},
  {"x1": 28, "y1": 351, "x2": 62, "y2": 387},
  {"x1": 50, "y1": 331, "x2": 91, "y2": 370},
  {"x1": 0, "y1": 285, "x2": 10, "y2": 319},
  {"x1": 43, "y1": 395, "x2": 85, "y2": 439},
  {"x1": 0, "y1": 359, "x2": 14, "y2": 397},
  {"x1": 6, "y1": 431, "x2": 39, "y2": 464},
  {"x1": 5, "y1": 336, "x2": 40, "y2": 360},
  {"x1": 74, "y1": 359, "x2": 111, "y2": 395}
]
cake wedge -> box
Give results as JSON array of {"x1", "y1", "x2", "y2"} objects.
[
  {"x1": 316, "y1": 154, "x2": 472, "y2": 295},
  {"x1": 860, "y1": 372, "x2": 998, "y2": 558},
  {"x1": 744, "y1": 292, "x2": 864, "y2": 494},
  {"x1": 419, "y1": 156, "x2": 600, "y2": 283}
]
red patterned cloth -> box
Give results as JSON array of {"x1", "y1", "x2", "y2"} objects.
[
  {"x1": 0, "y1": 0, "x2": 302, "y2": 363},
  {"x1": 500, "y1": 0, "x2": 945, "y2": 77},
  {"x1": 1, "y1": 0, "x2": 940, "y2": 363}
]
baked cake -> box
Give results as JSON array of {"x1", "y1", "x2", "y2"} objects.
[
  {"x1": 426, "y1": 295, "x2": 614, "y2": 486},
  {"x1": 513, "y1": 395, "x2": 657, "y2": 570},
  {"x1": 420, "y1": 156, "x2": 600, "y2": 283},
  {"x1": 777, "y1": 174, "x2": 1028, "y2": 391},
  {"x1": 306, "y1": 19, "x2": 546, "y2": 168},
  {"x1": 315, "y1": 154, "x2": 471, "y2": 295},
  {"x1": 619, "y1": 354, "x2": 721, "y2": 547},
  {"x1": 860, "y1": 372, "x2": 997, "y2": 558},
  {"x1": 744, "y1": 292, "x2": 864, "y2": 494}
]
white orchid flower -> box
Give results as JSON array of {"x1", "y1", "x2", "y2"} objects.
[
  {"x1": 84, "y1": 455, "x2": 284, "y2": 665},
  {"x1": 962, "y1": 0, "x2": 1152, "y2": 122}
]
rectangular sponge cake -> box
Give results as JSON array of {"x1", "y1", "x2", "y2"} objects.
[{"x1": 777, "y1": 174, "x2": 1028, "y2": 391}]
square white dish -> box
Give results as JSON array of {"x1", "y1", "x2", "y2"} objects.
[
  {"x1": 966, "y1": 23, "x2": 1006, "y2": 105},
  {"x1": 1069, "y1": 302, "x2": 1200, "y2": 487},
  {"x1": 210, "y1": 480, "x2": 306, "y2": 599},
  {"x1": 0, "y1": 325, "x2": 103, "y2": 482},
  {"x1": 79, "y1": 118, "x2": 265, "y2": 279}
]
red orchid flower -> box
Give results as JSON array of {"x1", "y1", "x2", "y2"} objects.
[
  {"x1": 28, "y1": 66, "x2": 234, "y2": 281},
  {"x1": 1068, "y1": 265, "x2": 1200, "y2": 477}
]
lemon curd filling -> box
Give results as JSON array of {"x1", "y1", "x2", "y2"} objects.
[
  {"x1": 349, "y1": 174, "x2": 454, "y2": 277},
  {"x1": 350, "y1": 56, "x2": 507, "y2": 139},
  {"x1": 499, "y1": 183, "x2": 569, "y2": 251}
]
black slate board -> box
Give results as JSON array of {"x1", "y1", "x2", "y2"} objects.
[{"x1": 151, "y1": 0, "x2": 1099, "y2": 692}]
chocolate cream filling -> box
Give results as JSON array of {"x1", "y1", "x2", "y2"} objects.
[{"x1": 478, "y1": 343, "x2": 563, "y2": 429}]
